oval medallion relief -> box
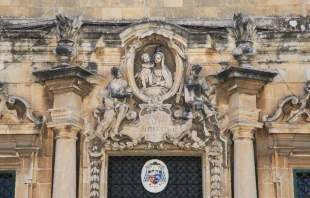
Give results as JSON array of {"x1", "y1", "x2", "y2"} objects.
[{"x1": 141, "y1": 159, "x2": 169, "y2": 193}]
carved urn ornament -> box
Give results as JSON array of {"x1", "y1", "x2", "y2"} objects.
[
  {"x1": 231, "y1": 12, "x2": 257, "y2": 67},
  {"x1": 54, "y1": 12, "x2": 83, "y2": 66}
]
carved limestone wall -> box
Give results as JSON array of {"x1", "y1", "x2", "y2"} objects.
[{"x1": 1, "y1": 12, "x2": 310, "y2": 198}]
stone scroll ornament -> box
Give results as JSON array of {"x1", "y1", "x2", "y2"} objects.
[
  {"x1": 263, "y1": 81, "x2": 310, "y2": 123},
  {"x1": 84, "y1": 38, "x2": 226, "y2": 197},
  {"x1": 0, "y1": 82, "x2": 46, "y2": 124}
]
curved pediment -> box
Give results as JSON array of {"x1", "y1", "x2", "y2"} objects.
[
  {"x1": 263, "y1": 81, "x2": 310, "y2": 123},
  {"x1": 119, "y1": 21, "x2": 190, "y2": 47}
]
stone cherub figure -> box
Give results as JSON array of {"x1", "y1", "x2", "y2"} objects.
[
  {"x1": 140, "y1": 53, "x2": 154, "y2": 89},
  {"x1": 184, "y1": 63, "x2": 217, "y2": 136}
]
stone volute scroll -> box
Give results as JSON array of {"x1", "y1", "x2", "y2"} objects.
[
  {"x1": 263, "y1": 81, "x2": 310, "y2": 123},
  {"x1": 263, "y1": 81, "x2": 310, "y2": 136},
  {"x1": 0, "y1": 82, "x2": 46, "y2": 125}
]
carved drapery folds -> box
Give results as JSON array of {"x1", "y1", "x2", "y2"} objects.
[
  {"x1": 54, "y1": 12, "x2": 83, "y2": 66},
  {"x1": 230, "y1": 12, "x2": 257, "y2": 67},
  {"x1": 263, "y1": 81, "x2": 310, "y2": 123}
]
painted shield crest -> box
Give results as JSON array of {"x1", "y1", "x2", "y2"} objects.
[{"x1": 141, "y1": 159, "x2": 169, "y2": 193}]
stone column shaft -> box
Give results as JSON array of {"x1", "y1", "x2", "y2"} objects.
[
  {"x1": 231, "y1": 127, "x2": 257, "y2": 198},
  {"x1": 52, "y1": 130, "x2": 78, "y2": 198}
]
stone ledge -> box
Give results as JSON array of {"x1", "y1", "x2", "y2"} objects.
[
  {"x1": 265, "y1": 122, "x2": 310, "y2": 134},
  {"x1": 33, "y1": 65, "x2": 95, "y2": 82},
  {"x1": 0, "y1": 123, "x2": 42, "y2": 134},
  {"x1": 207, "y1": 66, "x2": 278, "y2": 86}
]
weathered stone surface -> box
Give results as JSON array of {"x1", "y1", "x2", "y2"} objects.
[{"x1": 1, "y1": 7, "x2": 310, "y2": 198}]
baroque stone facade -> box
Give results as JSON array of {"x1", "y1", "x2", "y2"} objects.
[{"x1": 1, "y1": 4, "x2": 310, "y2": 198}]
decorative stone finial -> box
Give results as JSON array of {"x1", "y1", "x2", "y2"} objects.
[
  {"x1": 230, "y1": 12, "x2": 257, "y2": 67},
  {"x1": 54, "y1": 12, "x2": 83, "y2": 66}
]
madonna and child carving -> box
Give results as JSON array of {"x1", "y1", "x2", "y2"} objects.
[
  {"x1": 84, "y1": 33, "x2": 224, "y2": 152},
  {"x1": 84, "y1": 63, "x2": 219, "y2": 151},
  {"x1": 135, "y1": 45, "x2": 173, "y2": 97},
  {"x1": 83, "y1": 34, "x2": 225, "y2": 197}
]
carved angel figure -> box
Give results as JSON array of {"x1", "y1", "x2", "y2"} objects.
[{"x1": 184, "y1": 64, "x2": 217, "y2": 136}]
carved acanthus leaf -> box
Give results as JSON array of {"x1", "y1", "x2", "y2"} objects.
[
  {"x1": 263, "y1": 81, "x2": 310, "y2": 123},
  {"x1": 55, "y1": 11, "x2": 83, "y2": 41},
  {"x1": 230, "y1": 12, "x2": 256, "y2": 42}
]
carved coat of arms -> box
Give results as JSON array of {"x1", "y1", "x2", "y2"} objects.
[{"x1": 141, "y1": 159, "x2": 169, "y2": 193}]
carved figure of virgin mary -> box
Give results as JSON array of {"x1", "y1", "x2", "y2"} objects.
[{"x1": 143, "y1": 45, "x2": 173, "y2": 96}]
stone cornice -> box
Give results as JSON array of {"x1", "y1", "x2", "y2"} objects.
[
  {"x1": 208, "y1": 66, "x2": 277, "y2": 86},
  {"x1": 33, "y1": 65, "x2": 94, "y2": 82},
  {"x1": 208, "y1": 66, "x2": 277, "y2": 98},
  {"x1": 33, "y1": 66, "x2": 94, "y2": 98},
  {"x1": 1, "y1": 17, "x2": 310, "y2": 31}
]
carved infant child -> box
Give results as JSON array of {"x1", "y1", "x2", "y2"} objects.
[{"x1": 140, "y1": 53, "x2": 154, "y2": 89}]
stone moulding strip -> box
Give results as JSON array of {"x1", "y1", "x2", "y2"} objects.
[
  {"x1": 0, "y1": 123, "x2": 42, "y2": 134},
  {"x1": 265, "y1": 122, "x2": 310, "y2": 134}
]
